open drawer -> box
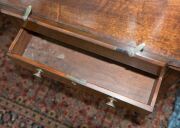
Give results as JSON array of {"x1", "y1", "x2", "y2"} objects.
[{"x1": 8, "y1": 28, "x2": 166, "y2": 112}]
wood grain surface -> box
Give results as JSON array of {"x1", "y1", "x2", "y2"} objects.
[
  {"x1": 60, "y1": 0, "x2": 180, "y2": 60},
  {"x1": 0, "y1": 0, "x2": 179, "y2": 61}
]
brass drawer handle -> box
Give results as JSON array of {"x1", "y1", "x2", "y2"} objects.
[
  {"x1": 106, "y1": 97, "x2": 117, "y2": 108},
  {"x1": 116, "y1": 43, "x2": 145, "y2": 57},
  {"x1": 23, "y1": 5, "x2": 32, "y2": 21},
  {"x1": 34, "y1": 69, "x2": 43, "y2": 78}
]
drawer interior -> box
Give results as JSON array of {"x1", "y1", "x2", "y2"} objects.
[
  {"x1": 25, "y1": 22, "x2": 163, "y2": 76},
  {"x1": 8, "y1": 29, "x2": 164, "y2": 112}
]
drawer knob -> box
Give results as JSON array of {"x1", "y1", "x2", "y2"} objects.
[
  {"x1": 106, "y1": 97, "x2": 116, "y2": 108},
  {"x1": 34, "y1": 69, "x2": 43, "y2": 78}
]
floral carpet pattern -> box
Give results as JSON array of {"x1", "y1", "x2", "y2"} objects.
[{"x1": 0, "y1": 14, "x2": 179, "y2": 128}]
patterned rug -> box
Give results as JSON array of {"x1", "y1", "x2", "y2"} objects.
[{"x1": 0, "y1": 14, "x2": 179, "y2": 128}]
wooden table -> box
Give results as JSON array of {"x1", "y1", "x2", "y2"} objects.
[{"x1": 0, "y1": 0, "x2": 179, "y2": 113}]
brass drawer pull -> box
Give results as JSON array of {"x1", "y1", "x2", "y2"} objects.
[
  {"x1": 116, "y1": 43, "x2": 145, "y2": 57},
  {"x1": 106, "y1": 97, "x2": 117, "y2": 108},
  {"x1": 23, "y1": 5, "x2": 32, "y2": 21},
  {"x1": 34, "y1": 69, "x2": 43, "y2": 78}
]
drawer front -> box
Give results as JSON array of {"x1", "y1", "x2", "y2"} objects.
[{"x1": 8, "y1": 28, "x2": 166, "y2": 112}]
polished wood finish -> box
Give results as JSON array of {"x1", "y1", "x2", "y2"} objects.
[
  {"x1": 8, "y1": 28, "x2": 165, "y2": 112},
  {"x1": 0, "y1": 0, "x2": 179, "y2": 73},
  {"x1": 61, "y1": 0, "x2": 180, "y2": 60},
  {"x1": 1, "y1": 0, "x2": 179, "y2": 113}
]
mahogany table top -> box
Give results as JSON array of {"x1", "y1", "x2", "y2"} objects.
[{"x1": 0, "y1": 0, "x2": 179, "y2": 66}]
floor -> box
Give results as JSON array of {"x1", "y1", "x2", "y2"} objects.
[{"x1": 0, "y1": 14, "x2": 178, "y2": 128}]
